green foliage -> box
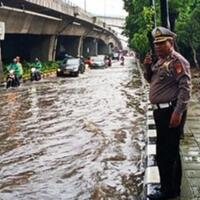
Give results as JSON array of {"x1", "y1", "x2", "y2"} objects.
[
  {"x1": 130, "y1": 32, "x2": 148, "y2": 59},
  {"x1": 123, "y1": 0, "x2": 157, "y2": 59},
  {"x1": 175, "y1": 0, "x2": 200, "y2": 64},
  {"x1": 123, "y1": 0, "x2": 200, "y2": 65},
  {"x1": 3, "y1": 61, "x2": 59, "y2": 80},
  {"x1": 143, "y1": 6, "x2": 156, "y2": 32}
]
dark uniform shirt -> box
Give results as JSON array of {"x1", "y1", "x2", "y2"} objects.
[{"x1": 144, "y1": 50, "x2": 191, "y2": 114}]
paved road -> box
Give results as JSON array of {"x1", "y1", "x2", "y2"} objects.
[{"x1": 0, "y1": 58, "x2": 147, "y2": 200}]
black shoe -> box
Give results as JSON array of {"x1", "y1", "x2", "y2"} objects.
[
  {"x1": 147, "y1": 191, "x2": 167, "y2": 200},
  {"x1": 147, "y1": 191, "x2": 180, "y2": 200},
  {"x1": 165, "y1": 191, "x2": 180, "y2": 199}
]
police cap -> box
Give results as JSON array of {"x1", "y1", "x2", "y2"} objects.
[{"x1": 152, "y1": 26, "x2": 176, "y2": 43}]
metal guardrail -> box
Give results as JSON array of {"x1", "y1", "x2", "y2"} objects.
[{"x1": 61, "y1": 0, "x2": 76, "y2": 7}]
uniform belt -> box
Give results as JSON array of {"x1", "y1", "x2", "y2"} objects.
[{"x1": 152, "y1": 102, "x2": 173, "y2": 110}]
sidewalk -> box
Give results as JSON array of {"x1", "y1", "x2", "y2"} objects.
[
  {"x1": 180, "y1": 72, "x2": 200, "y2": 200},
  {"x1": 143, "y1": 69, "x2": 200, "y2": 200}
]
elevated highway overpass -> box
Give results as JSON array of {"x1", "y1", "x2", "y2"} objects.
[
  {"x1": 0, "y1": 0, "x2": 122, "y2": 63},
  {"x1": 96, "y1": 16, "x2": 125, "y2": 29}
]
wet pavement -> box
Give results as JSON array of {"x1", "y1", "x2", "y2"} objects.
[
  {"x1": 0, "y1": 58, "x2": 147, "y2": 200},
  {"x1": 143, "y1": 69, "x2": 200, "y2": 200},
  {"x1": 179, "y1": 71, "x2": 200, "y2": 200}
]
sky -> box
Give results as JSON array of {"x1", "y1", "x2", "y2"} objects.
[{"x1": 70, "y1": 0, "x2": 127, "y2": 17}]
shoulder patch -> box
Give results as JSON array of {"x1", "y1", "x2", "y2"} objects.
[{"x1": 175, "y1": 62, "x2": 183, "y2": 74}]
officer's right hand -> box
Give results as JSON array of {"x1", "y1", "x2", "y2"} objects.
[
  {"x1": 169, "y1": 112, "x2": 182, "y2": 128},
  {"x1": 143, "y1": 53, "x2": 152, "y2": 65}
]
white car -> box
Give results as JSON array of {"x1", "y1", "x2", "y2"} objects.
[{"x1": 90, "y1": 56, "x2": 107, "y2": 69}]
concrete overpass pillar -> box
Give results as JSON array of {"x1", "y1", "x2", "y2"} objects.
[
  {"x1": 30, "y1": 35, "x2": 57, "y2": 61},
  {"x1": 77, "y1": 36, "x2": 83, "y2": 57},
  {"x1": 0, "y1": 42, "x2": 3, "y2": 82},
  {"x1": 51, "y1": 35, "x2": 58, "y2": 61},
  {"x1": 108, "y1": 43, "x2": 112, "y2": 55},
  {"x1": 83, "y1": 37, "x2": 98, "y2": 57},
  {"x1": 44, "y1": 35, "x2": 57, "y2": 61},
  {"x1": 98, "y1": 40, "x2": 109, "y2": 55}
]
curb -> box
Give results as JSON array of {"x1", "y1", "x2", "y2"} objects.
[
  {"x1": 144, "y1": 103, "x2": 161, "y2": 199},
  {"x1": 0, "y1": 82, "x2": 6, "y2": 88},
  {"x1": 135, "y1": 58, "x2": 161, "y2": 199}
]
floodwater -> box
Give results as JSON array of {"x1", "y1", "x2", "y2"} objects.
[{"x1": 0, "y1": 58, "x2": 147, "y2": 200}]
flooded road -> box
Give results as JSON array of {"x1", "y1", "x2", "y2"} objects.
[{"x1": 0, "y1": 58, "x2": 147, "y2": 200}]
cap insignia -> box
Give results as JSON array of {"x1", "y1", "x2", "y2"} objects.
[{"x1": 155, "y1": 29, "x2": 162, "y2": 37}]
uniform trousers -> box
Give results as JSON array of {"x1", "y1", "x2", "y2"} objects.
[{"x1": 153, "y1": 105, "x2": 187, "y2": 195}]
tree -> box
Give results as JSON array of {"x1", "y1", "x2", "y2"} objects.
[
  {"x1": 175, "y1": 0, "x2": 200, "y2": 67},
  {"x1": 123, "y1": 0, "x2": 200, "y2": 67},
  {"x1": 123, "y1": 0, "x2": 156, "y2": 59},
  {"x1": 176, "y1": 5, "x2": 200, "y2": 68}
]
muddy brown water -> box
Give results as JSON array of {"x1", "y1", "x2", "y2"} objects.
[{"x1": 0, "y1": 58, "x2": 147, "y2": 200}]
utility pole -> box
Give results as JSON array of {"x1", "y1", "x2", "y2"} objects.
[
  {"x1": 147, "y1": 0, "x2": 156, "y2": 59},
  {"x1": 160, "y1": 0, "x2": 179, "y2": 51},
  {"x1": 160, "y1": 0, "x2": 170, "y2": 29},
  {"x1": 150, "y1": 0, "x2": 156, "y2": 28},
  {"x1": 0, "y1": 42, "x2": 3, "y2": 82},
  {"x1": 0, "y1": 22, "x2": 5, "y2": 83},
  {"x1": 84, "y1": 0, "x2": 86, "y2": 11}
]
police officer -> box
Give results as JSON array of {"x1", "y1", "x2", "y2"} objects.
[{"x1": 144, "y1": 27, "x2": 191, "y2": 200}]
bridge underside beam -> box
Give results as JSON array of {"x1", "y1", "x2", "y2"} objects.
[{"x1": 1, "y1": 34, "x2": 57, "y2": 62}]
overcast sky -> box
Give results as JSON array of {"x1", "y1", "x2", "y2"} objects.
[{"x1": 70, "y1": 0, "x2": 127, "y2": 17}]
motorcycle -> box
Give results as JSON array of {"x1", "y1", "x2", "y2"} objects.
[
  {"x1": 120, "y1": 61, "x2": 124, "y2": 66},
  {"x1": 120, "y1": 56, "x2": 125, "y2": 66},
  {"x1": 6, "y1": 70, "x2": 19, "y2": 88},
  {"x1": 30, "y1": 68, "x2": 41, "y2": 81}
]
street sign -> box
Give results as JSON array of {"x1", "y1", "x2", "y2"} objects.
[{"x1": 0, "y1": 22, "x2": 5, "y2": 40}]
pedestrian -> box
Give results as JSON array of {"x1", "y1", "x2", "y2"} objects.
[
  {"x1": 143, "y1": 26, "x2": 191, "y2": 200},
  {"x1": 120, "y1": 55, "x2": 124, "y2": 65}
]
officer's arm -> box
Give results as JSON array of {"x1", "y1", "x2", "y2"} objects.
[
  {"x1": 170, "y1": 60, "x2": 191, "y2": 127},
  {"x1": 143, "y1": 54, "x2": 153, "y2": 83},
  {"x1": 174, "y1": 60, "x2": 191, "y2": 114}
]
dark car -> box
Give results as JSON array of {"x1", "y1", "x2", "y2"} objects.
[
  {"x1": 90, "y1": 55, "x2": 108, "y2": 69},
  {"x1": 57, "y1": 58, "x2": 85, "y2": 77}
]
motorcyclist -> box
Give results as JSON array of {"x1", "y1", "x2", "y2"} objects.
[
  {"x1": 16, "y1": 56, "x2": 23, "y2": 80},
  {"x1": 34, "y1": 57, "x2": 42, "y2": 71},
  {"x1": 120, "y1": 55, "x2": 124, "y2": 65},
  {"x1": 30, "y1": 57, "x2": 42, "y2": 81},
  {"x1": 84, "y1": 57, "x2": 91, "y2": 68},
  {"x1": 7, "y1": 58, "x2": 21, "y2": 85}
]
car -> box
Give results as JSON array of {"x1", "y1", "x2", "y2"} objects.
[
  {"x1": 57, "y1": 58, "x2": 85, "y2": 77},
  {"x1": 90, "y1": 55, "x2": 108, "y2": 69}
]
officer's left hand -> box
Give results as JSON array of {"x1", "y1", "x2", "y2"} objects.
[{"x1": 169, "y1": 112, "x2": 182, "y2": 128}]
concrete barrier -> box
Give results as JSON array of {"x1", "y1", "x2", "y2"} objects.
[
  {"x1": 134, "y1": 58, "x2": 161, "y2": 199},
  {"x1": 144, "y1": 102, "x2": 161, "y2": 199}
]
